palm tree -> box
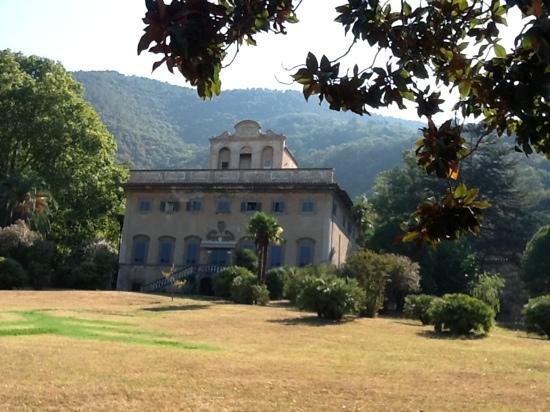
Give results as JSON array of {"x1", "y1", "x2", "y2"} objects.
[
  {"x1": 246, "y1": 212, "x2": 283, "y2": 283},
  {"x1": 0, "y1": 172, "x2": 54, "y2": 233}
]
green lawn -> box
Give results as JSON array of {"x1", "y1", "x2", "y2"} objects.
[{"x1": 0, "y1": 291, "x2": 548, "y2": 411}]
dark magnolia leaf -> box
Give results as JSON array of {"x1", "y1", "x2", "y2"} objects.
[
  {"x1": 152, "y1": 57, "x2": 166, "y2": 72},
  {"x1": 306, "y1": 52, "x2": 318, "y2": 72}
]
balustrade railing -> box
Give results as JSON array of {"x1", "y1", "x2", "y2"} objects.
[
  {"x1": 140, "y1": 264, "x2": 228, "y2": 293},
  {"x1": 128, "y1": 168, "x2": 334, "y2": 186}
]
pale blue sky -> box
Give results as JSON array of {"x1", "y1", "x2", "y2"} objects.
[{"x1": 0, "y1": 1, "x2": 523, "y2": 121}]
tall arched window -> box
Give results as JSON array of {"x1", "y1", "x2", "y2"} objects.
[
  {"x1": 261, "y1": 146, "x2": 274, "y2": 169},
  {"x1": 218, "y1": 147, "x2": 230, "y2": 169},
  {"x1": 158, "y1": 236, "x2": 175, "y2": 265},
  {"x1": 268, "y1": 242, "x2": 285, "y2": 268},
  {"x1": 239, "y1": 146, "x2": 252, "y2": 169},
  {"x1": 296, "y1": 238, "x2": 315, "y2": 267},
  {"x1": 184, "y1": 236, "x2": 201, "y2": 265},
  {"x1": 132, "y1": 235, "x2": 150, "y2": 264}
]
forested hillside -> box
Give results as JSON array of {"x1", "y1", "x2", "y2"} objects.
[{"x1": 73, "y1": 71, "x2": 421, "y2": 195}]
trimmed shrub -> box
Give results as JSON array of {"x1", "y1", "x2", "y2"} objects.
[
  {"x1": 403, "y1": 294, "x2": 439, "y2": 325},
  {"x1": 0, "y1": 256, "x2": 28, "y2": 289},
  {"x1": 429, "y1": 294, "x2": 495, "y2": 335},
  {"x1": 233, "y1": 249, "x2": 258, "y2": 273},
  {"x1": 26, "y1": 239, "x2": 56, "y2": 290},
  {"x1": 265, "y1": 267, "x2": 287, "y2": 300},
  {"x1": 230, "y1": 272, "x2": 269, "y2": 305},
  {"x1": 469, "y1": 272, "x2": 505, "y2": 314},
  {"x1": 523, "y1": 295, "x2": 550, "y2": 339},
  {"x1": 251, "y1": 284, "x2": 270, "y2": 305},
  {"x1": 297, "y1": 274, "x2": 364, "y2": 320},
  {"x1": 214, "y1": 266, "x2": 253, "y2": 299},
  {"x1": 64, "y1": 240, "x2": 118, "y2": 290},
  {"x1": 522, "y1": 225, "x2": 550, "y2": 296},
  {"x1": 384, "y1": 254, "x2": 420, "y2": 311},
  {"x1": 0, "y1": 220, "x2": 39, "y2": 259},
  {"x1": 283, "y1": 267, "x2": 306, "y2": 303}
]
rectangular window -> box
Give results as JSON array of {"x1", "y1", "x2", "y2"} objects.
[
  {"x1": 241, "y1": 201, "x2": 262, "y2": 212},
  {"x1": 160, "y1": 201, "x2": 179, "y2": 213},
  {"x1": 221, "y1": 161, "x2": 229, "y2": 169},
  {"x1": 272, "y1": 201, "x2": 285, "y2": 214},
  {"x1": 186, "y1": 200, "x2": 201, "y2": 212},
  {"x1": 217, "y1": 199, "x2": 231, "y2": 214},
  {"x1": 138, "y1": 199, "x2": 151, "y2": 213},
  {"x1": 301, "y1": 200, "x2": 315, "y2": 213}
]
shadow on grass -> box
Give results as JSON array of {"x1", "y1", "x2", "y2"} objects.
[
  {"x1": 417, "y1": 330, "x2": 487, "y2": 340},
  {"x1": 267, "y1": 315, "x2": 355, "y2": 327},
  {"x1": 518, "y1": 334, "x2": 549, "y2": 341},
  {"x1": 143, "y1": 304, "x2": 211, "y2": 312},
  {"x1": 267, "y1": 300, "x2": 295, "y2": 309},
  {"x1": 392, "y1": 320, "x2": 424, "y2": 327}
]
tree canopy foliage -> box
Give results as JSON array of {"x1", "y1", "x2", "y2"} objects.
[
  {"x1": 138, "y1": 0, "x2": 550, "y2": 243},
  {"x1": 0, "y1": 50, "x2": 127, "y2": 248},
  {"x1": 365, "y1": 134, "x2": 548, "y2": 294}
]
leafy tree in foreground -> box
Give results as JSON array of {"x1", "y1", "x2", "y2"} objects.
[
  {"x1": 138, "y1": 0, "x2": 549, "y2": 244},
  {"x1": 246, "y1": 212, "x2": 283, "y2": 283},
  {"x1": 344, "y1": 249, "x2": 391, "y2": 317},
  {"x1": 0, "y1": 50, "x2": 127, "y2": 248},
  {"x1": 522, "y1": 225, "x2": 550, "y2": 296}
]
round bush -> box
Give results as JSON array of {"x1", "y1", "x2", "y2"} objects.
[
  {"x1": 233, "y1": 249, "x2": 258, "y2": 273},
  {"x1": 230, "y1": 272, "x2": 269, "y2": 305},
  {"x1": 283, "y1": 267, "x2": 305, "y2": 303},
  {"x1": 523, "y1": 295, "x2": 550, "y2": 339},
  {"x1": 214, "y1": 266, "x2": 253, "y2": 299},
  {"x1": 403, "y1": 294, "x2": 439, "y2": 325},
  {"x1": 0, "y1": 256, "x2": 28, "y2": 289},
  {"x1": 265, "y1": 267, "x2": 286, "y2": 300},
  {"x1": 522, "y1": 225, "x2": 550, "y2": 296},
  {"x1": 297, "y1": 275, "x2": 364, "y2": 320},
  {"x1": 428, "y1": 294, "x2": 495, "y2": 335}
]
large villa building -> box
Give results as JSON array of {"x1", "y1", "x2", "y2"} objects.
[{"x1": 117, "y1": 120, "x2": 358, "y2": 291}]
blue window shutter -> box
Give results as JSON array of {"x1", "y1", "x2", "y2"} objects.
[
  {"x1": 186, "y1": 243, "x2": 198, "y2": 265},
  {"x1": 270, "y1": 245, "x2": 282, "y2": 267},
  {"x1": 257, "y1": 202, "x2": 262, "y2": 211},
  {"x1": 241, "y1": 201, "x2": 246, "y2": 212},
  {"x1": 160, "y1": 241, "x2": 173, "y2": 264},
  {"x1": 160, "y1": 201, "x2": 166, "y2": 212}
]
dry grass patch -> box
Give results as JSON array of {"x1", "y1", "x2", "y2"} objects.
[{"x1": 0, "y1": 291, "x2": 548, "y2": 411}]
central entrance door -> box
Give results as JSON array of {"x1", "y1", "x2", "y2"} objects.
[{"x1": 209, "y1": 248, "x2": 230, "y2": 266}]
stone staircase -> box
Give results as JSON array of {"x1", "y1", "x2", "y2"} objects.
[{"x1": 140, "y1": 264, "x2": 227, "y2": 293}]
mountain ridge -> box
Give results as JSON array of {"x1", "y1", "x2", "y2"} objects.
[{"x1": 73, "y1": 70, "x2": 423, "y2": 196}]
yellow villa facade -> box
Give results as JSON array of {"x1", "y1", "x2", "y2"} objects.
[{"x1": 117, "y1": 120, "x2": 358, "y2": 291}]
